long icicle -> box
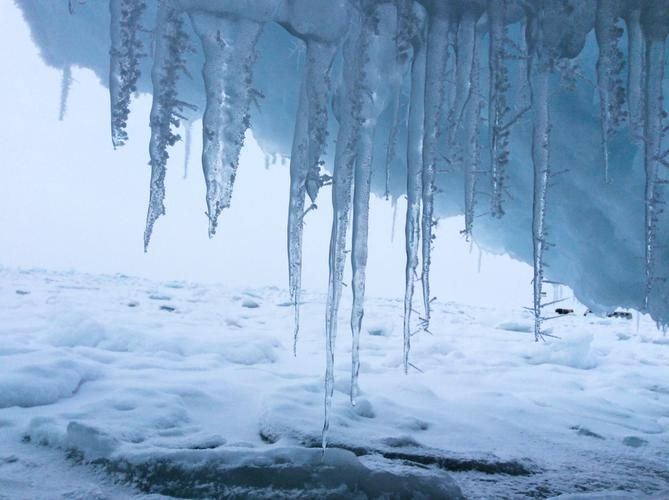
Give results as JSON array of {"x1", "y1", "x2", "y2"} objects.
[
  {"x1": 323, "y1": 15, "x2": 367, "y2": 447},
  {"x1": 403, "y1": 24, "x2": 426, "y2": 375},
  {"x1": 350, "y1": 109, "x2": 375, "y2": 406},
  {"x1": 595, "y1": 0, "x2": 625, "y2": 183},
  {"x1": 420, "y1": 7, "x2": 450, "y2": 330},
  {"x1": 642, "y1": 36, "x2": 666, "y2": 310},
  {"x1": 449, "y1": 7, "x2": 477, "y2": 138},
  {"x1": 463, "y1": 30, "x2": 481, "y2": 240},
  {"x1": 288, "y1": 41, "x2": 336, "y2": 355},
  {"x1": 528, "y1": 7, "x2": 551, "y2": 342},
  {"x1": 189, "y1": 13, "x2": 262, "y2": 237},
  {"x1": 489, "y1": 0, "x2": 510, "y2": 218},
  {"x1": 144, "y1": 7, "x2": 190, "y2": 251},
  {"x1": 625, "y1": 5, "x2": 644, "y2": 140},
  {"x1": 109, "y1": 0, "x2": 146, "y2": 148}
]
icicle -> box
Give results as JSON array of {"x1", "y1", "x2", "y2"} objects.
[
  {"x1": 190, "y1": 13, "x2": 262, "y2": 237},
  {"x1": 642, "y1": 37, "x2": 666, "y2": 310},
  {"x1": 527, "y1": 8, "x2": 551, "y2": 342},
  {"x1": 350, "y1": 114, "x2": 375, "y2": 406},
  {"x1": 420, "y1": 7, "x2": 450, "y2": 329},
  {"x1": 109, "y1": 0, "x2": 146, "y2": 149},
  {"x1": 182, "y1": 120, "x2": 192, "y2": 179},
  {"x1": 625, "y1": 6, "x2": 644, "y2": 140},
  {"x1": 59, "y1": 66, "x2": 72, "y2": 121},
  {"x1": 595, "y1": 0, "x2": 626, "y2": 183},
  {"x1": 288, "y1": 41, "x2": 337, "y2": 356},
  {"x1": 488, "y1": 0, "x2": 510, "y2": 218},
  {"x1": 384, "y1": 1, "x2": 411, "y2": 201},
  {"x1": 144, "y1": 7, "x2": 191, "y2": 251},
  {"x1": 390, "y1": 196, "x2": 399, "y2": 242},
  {"x1": 323, "y1": 15, "x2": 368, "y2": 447},
  {"x1": 462, "y1": 30, "x2": 481, "y2": 240},
  {"x1": 449, "y1": 8, "x2": 478, "y2": 135},
  {"x1": 403, "y1": 27, "x2": 426, "y2": 375}
]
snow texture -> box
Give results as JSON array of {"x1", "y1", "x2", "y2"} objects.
[{"x1": 0, "y1": 269, "x2": 668, "y2": 498}]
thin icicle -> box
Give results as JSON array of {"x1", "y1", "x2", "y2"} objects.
[
  {"x1": 190, "y1": 13, "x2": 262, "y2": 237},
  {"x1": 350, "y1": 114, "x2": 375, "y2": 406},
  {"x1": 323, "y1": 16, "x2": 367, "y2": 447},
  {"x1": 625, "y1": 6, "x2": 644, "y2": 140},
  {"x1": 182, "y1": 120, "x2": 192, "y2": 179},
  {"x1": 595, "y1": 0, "x2": 626, "y2": 183},
  {"x1": 462, "y1": 30, "x2": 481, "y2": 240},
  {"x1": 488, "y1": 0, "x2": 510, "y2": 218},
  {"x1": 449, "y1": 7, "x2": 478, "y2": 135},
  {"x1": 288, "y1": 41, "x2": 337, "y2": 356},
  {"x1": 59, "y1": 66, "x2": 72, "y2": 121},
  {"x1": 403, "y1": 25, "x2": 426, "y2": 375},
  {"x1": 109, "y1": 0, "x2": 146, "y2": 148},
  {"x1": 420, "y1": 7, "x2": 450, "y2": 329},
  {"x1": 144, "y1": 7, "x2": 191, "y2": 251},
  {"x1": 527, "y1": 8, "x2": 551, "y2": 342},
  {"x1": 384, "y1": 0, "x2": 411, "y2": 201},
  {"x1": 642, "y1": 38, "x2": 666, "y2": 310}
]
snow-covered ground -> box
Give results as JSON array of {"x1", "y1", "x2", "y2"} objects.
[{"x1": 1, "y1": 267, "x2": 668, "y2": 499}]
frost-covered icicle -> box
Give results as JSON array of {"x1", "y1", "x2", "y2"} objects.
[
  {"x1": 144, "y1": 7, "x2": 190, "y2": 251},
  {"x1": 403, "y1": 27, "x2": 426, "y2": 375},
  {"x1": 595, "y1": 0, "x2": 626, "y2": 183},
  {"x1": 449, "y1": 7, "x2": 478, "y2": 134},
  {"x1": 190, "y1": 13, "x2": 262, "y2": 237},
  {"x1": 288, "y1": 41, "x2": 337, "y2": 355},
  {"x1": 642, "y1": 36, "x2": 666, "y2": 310},
  {"x1": 59, "y1": 66, "x2": 72, "y2": 121},
  {"x1": 323, "y1": 12, "x2": 370, "y2": 446},
  {"x1": 488, "y1": 0, "x2": 510, "y2": 218},
  {"x1": 420, "y1": 7, "x2": 450, "y2": 328},
  {"x1": 625, "y1": 6, "x2": 644, "y2": 139},
  {"x1": 350, "y1": 116, "x2": 375, "y2": 405},
  {"x1": 527, "y1": 10, "x2": 551, "y2": 342},
  {"x1": 109, "y1": 0, "x2": 146, "y2": 148},
  {"x1": 462, "y1": 31, "x2": 481, "y2": 240}
]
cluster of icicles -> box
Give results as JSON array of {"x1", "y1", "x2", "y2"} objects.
[{"x1": 108, "y1": 0, "x2": 669, "y2": 448}]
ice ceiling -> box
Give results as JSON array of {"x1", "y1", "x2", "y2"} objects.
[{"x1": 14, "y1": 0, "x2": 669, "y2": 444}]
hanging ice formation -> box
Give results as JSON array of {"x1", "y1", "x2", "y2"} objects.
[
  {"x1": 640, "y1": 1, "x2": 669, "y2": 311},
  {"x1": 595, "y1": 0, "x2": 627, "y2": 183},
  {"x1": 23, "y1": 0, "x2": 656, "y2": 446},
  {"x1": 109, "y1": 0, "x2": 146, "y2": 148}
]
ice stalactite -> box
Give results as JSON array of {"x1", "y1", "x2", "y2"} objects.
[
  {"x1": 144, "y1": 7, "x2": 191, "y2": 251},
  {"x1": 420, "y1": 5, "x2": 450, "y2": 329},
  {"x1": 640, "y1": 2, "x2": 669, "y2": 311},
  {"x1": 288, "y1": 41, "x2": 337, "y2": 355},
  {"x1": 350, "y1": 107, "x2": 374, "y2": 406},
  {"x1": 109, "y1": 0, "x2": 146, "y2": 148},
  {"x1": 190, "y1": 13, "x2": 263, "y2": 237},
  {"x1": 488, "y1": 0, "x2": 510, "y2": 219},
  {"x1": 351, "y1": 3, "x2": 399, "y2": 405},
  {"x1": 323, "y1": 11, "x2": 371, "y2": 448},
  {"x1": 462, "y1": 29, "x2": 481, "y2": 240},
  {"x1": 450, "y1": 6, "x2": 479, "y2": 136},
  {"x1": 625, "y1": 4, "x2": 643, "y2": 140},
  {"x1": 595, "y1": 0, "x2": 626, "y2": 183},
  {"x1": 403, "y1": 14, "x2": 426, "y2": 375},
  {"x1": 59, "y1": 66, "x2": 72, "y2": 121},
  {"x1": 527, "y1": 7, "x2": 551, "y2": 342},
  {"x1": 182, "y1": 121, "x2": 192, "y2": 179},
  {"x1": 384, "y1": 0, "x2": 413, "y2": 201}
]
